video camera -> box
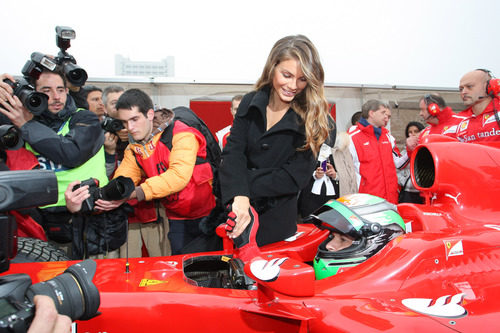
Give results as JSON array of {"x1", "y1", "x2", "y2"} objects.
[
  {"x1": 53, "y1": 26, "x2": 88, "y2": 87},
  {"x1": 101, "y1": 116, "x2": 125, "y2": 134},
  {"x1": 73, "y1": 176, "x2": 135, "y2": 212},
  {"x1": 0, "y1": 170, "x2": 100, "y2": 332},
  {"x1": 21, "y1": 25, "x2": 88, "y2": 87}
]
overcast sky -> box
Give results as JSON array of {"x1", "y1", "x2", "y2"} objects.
[{"x1": 1, "y1": 0, "x2": 499, "y2": 88}]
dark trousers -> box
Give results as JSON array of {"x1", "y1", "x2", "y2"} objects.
[{"x1": 168, "y1": 218, "x2": 203, "y2": 255}]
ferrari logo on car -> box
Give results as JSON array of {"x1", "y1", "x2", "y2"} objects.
[
  {"x1": 250, "y1": 257, "x2": 288, "y2": 282},
  {"x1": 443, "y1": 239, "x2": 464, "y2": 259},
  {"x1": 402, "y1": 293, "x2": 467, "y2": 318}
]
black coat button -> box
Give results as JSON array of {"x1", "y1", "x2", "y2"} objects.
[{"x1": 261, "y1": 143, "x2": 270, "y2": 150}]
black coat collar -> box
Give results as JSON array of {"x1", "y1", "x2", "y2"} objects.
[{"x1": 243, "y1": 86, "x2": 304, "y2": 135}]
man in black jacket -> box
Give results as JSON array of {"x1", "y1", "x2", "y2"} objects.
[{"x1": 0, "y1": 69, "x2": 112, "y2": 258}]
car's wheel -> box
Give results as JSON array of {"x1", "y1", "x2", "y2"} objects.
[{"x1": 12, "y1": 237, "x2": 70, "y2": 263}]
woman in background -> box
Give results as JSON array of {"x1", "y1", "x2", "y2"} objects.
[{"x1": 398, "y1": 121, "x2": 425, "y2": 203}]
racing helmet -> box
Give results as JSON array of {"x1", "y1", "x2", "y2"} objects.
[{"x1": 311, "y1": 193, "x2": 406, "y2": 280}]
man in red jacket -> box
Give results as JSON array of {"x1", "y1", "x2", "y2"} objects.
[
  {"x1": 419, "y1": 93, "x2": 469, "y2": 141},
  {"x1": 349, "y1": 100, "x2": 398, "y2": 204},
  {"x1": 456, "y1": 69, "x2": 500, "y2": 143}
]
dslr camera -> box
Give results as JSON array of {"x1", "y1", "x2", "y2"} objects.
[
  {"x1": 101, "y1": 116, "x2": 125, "y2": 134},
  {"x1": 73, "y1": 176, "x2": 135, "y2": 212},
  {"x1": 0, "y1": 260, "x2": 100, "y2": 332},
  {"x1": 0, "y1": 170, "x2": 100, "y2": 332},
  {"x1": 1, "y1": 78, "x2": 48, "y2": 116}
]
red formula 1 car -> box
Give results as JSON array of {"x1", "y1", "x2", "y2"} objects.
[{"x1": 3, "y1": 136, "x2": 500, "y2": 332}]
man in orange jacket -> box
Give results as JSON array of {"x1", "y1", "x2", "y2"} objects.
[{"x1": 94, "y1": 89, "x2": 215, "y2": 255}]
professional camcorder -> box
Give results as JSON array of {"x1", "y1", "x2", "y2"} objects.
[
  {"x1": 54, "y1": 26, "x2": 88, "y2": 87},
  {"x1": 0, "y1": 170, "x2": 100, "y2": 332},
  {"x1": 21, "y1": 26, "x2": 88, "y2": 87},
  {"x1": 73, "y1": 176, "x2": 135, "y2": 212},
  {"x1": 101, "y1": 116, "x2": 125, "y2": 134}
]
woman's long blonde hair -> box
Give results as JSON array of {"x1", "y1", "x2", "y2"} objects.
[{"x1": 255, "y1": 35, "x2": 331, "y2": 156}]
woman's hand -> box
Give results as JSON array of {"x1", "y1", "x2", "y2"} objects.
[
  {"x1": 314, "y1": 167, "x2": 325, "y2": 179},
  {"x1": 228, "y1": 196, "x2": 251, "y2": 239},
  {"x1": 325, "y1": 163, "x2": 337, "y2": 179}
]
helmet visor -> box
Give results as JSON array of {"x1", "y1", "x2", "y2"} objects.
[{"x1": 311, "y1": 200, "x2": 365, "y2": 239}]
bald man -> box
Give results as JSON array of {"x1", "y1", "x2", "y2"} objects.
[{"x1": 456, "y1": 69, "x2": 500, "y2": 142}]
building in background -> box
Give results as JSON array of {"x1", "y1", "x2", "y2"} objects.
[{"x1": 115, "y1": 54, "x2": 175, "y2": 77}]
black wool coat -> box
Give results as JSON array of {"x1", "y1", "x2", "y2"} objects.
[{"x1": 219, "y1": 86, "x2": 316, "y2": 246}]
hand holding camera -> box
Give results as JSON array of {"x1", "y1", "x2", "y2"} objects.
[
  {"x1": 27, "y1": 295, "x2": 72, "y2": 333},
  {"x1": 0, "y1": 260, "x2": 100, "y2": 333},
  {"x1": 0, "y1": 74, "x2": 36, "y2": 129},
  {"x1": 103, "y1": 132, "x2": 119, "y2": 155},
  {"x1": 66, "y1": 176, "x2": 135, "y2": 213}
]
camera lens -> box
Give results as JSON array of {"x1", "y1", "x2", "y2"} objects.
[
  {"x1": 100, "y1": 176, "x2": 134, "y2": 201},
  {"x1": 25, "y1": 260, "x2": 100, "y2": 321},
  {"x1": 23, "y1": 92, "x2": 48, "y2": 116},
  {"x1": 110, "y1": 119, "x2": 124, "y2": 132},
  {"x1": 64, "y1": 64, "x2": 88, "y2": 87},
  {"x1": 0, "y1": 125, "x2": 23, "y2": 150},
  {"x1": 1, "y1": 129, "x2": 19, "y2": 149}
]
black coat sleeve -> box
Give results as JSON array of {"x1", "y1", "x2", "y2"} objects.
[
  {"x1": 219, "y1": 95, "x2": 252, "y2": 205},
  {"x1": 20, "y1": 109, "x2": 104, "y2": 168}
]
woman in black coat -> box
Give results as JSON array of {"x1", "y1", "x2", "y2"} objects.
[{"x1": 219, "y1": 35, "x2": 333, "y2": 246}]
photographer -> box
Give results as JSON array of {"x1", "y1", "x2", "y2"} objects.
[
  {"x1": 101, "y1": 85, "x2": 127, "y2": 178},
  {"x1": 0, "y1": 69, "x2": 108, "y2": 257},
  {"x1": 99, "y1": 85, "x2": 163, "y2": 259}
]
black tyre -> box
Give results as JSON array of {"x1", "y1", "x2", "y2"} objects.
[{"x1": 13, "y1": 237, "x2": 70, "y2": 263}]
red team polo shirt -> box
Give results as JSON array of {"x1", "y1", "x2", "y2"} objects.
[{"x1": 456, "y1": 98, "x2": 500, "y2": 143}]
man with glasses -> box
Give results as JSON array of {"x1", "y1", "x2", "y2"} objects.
[{"x1": 348, "y1": 100, "x2": 398, "y2": 204}]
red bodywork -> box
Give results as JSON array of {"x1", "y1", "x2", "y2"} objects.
[{"x1": 4, "y1": 136, "x2": 500, "y2": 332}]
